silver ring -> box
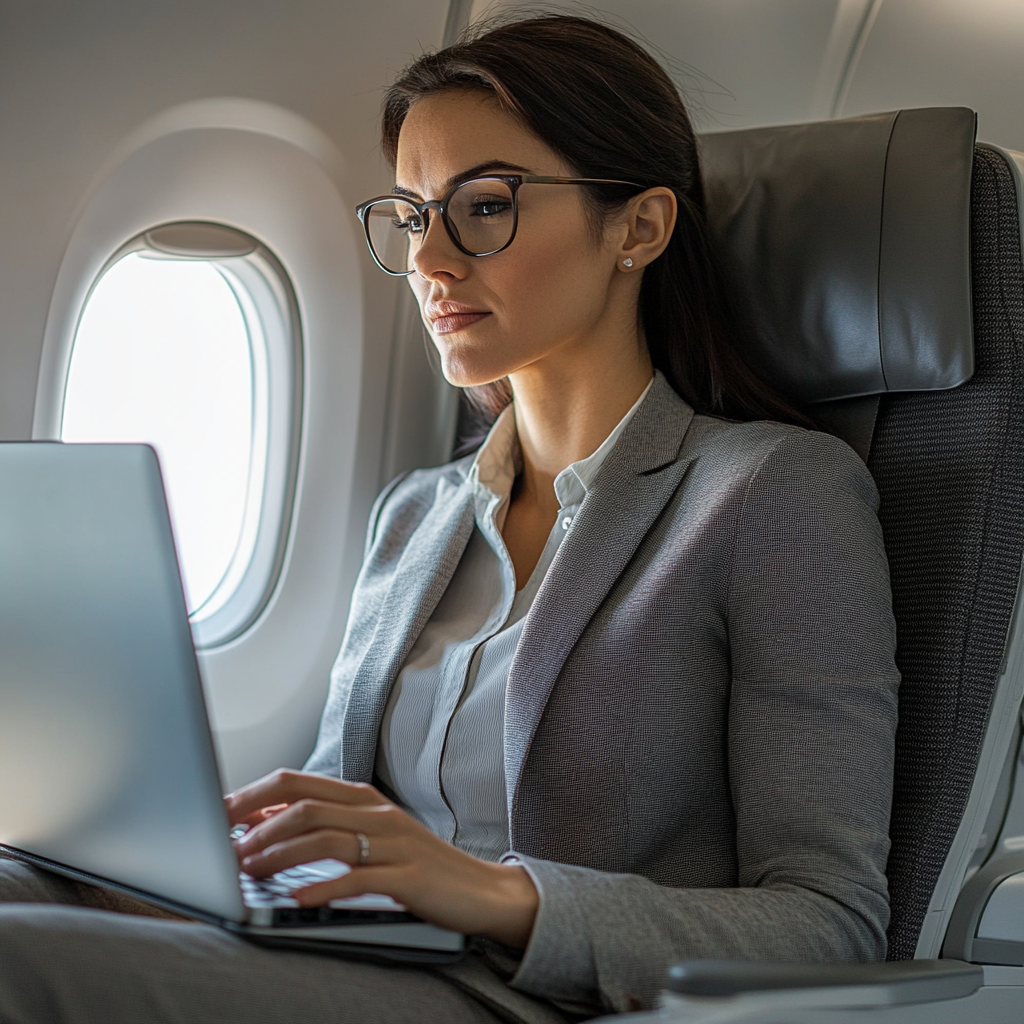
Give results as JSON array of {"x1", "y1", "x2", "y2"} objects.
[{"x1": 354, "y1": 831, "x2": 370, "y2": 867}]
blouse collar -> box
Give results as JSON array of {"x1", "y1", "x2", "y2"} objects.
[{"x1": 468, "y1": 376, "x2": 654, "y2": 522}]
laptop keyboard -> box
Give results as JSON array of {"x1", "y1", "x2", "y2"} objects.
[
  {"x1": 239, "y1": 859, "x2": 407, "y2": 913},
  {"x1": 240, "y1": 859, "x2": 353, "y2": 906},
  {"x1": 230, "y1": 823, "x2": 406, "y2": 912}
]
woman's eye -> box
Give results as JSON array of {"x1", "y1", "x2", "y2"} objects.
[
  {"x1": 470, "y1": 199, "x2": 513, "y2": 217},
  {"x1": 392, "y1": 216, "x2": 425, "y2": 235}
]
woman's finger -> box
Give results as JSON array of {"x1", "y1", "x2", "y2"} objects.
[
  {"x1": 225, "y1": 769, "x2": 383, "y2": 823},
  {"x1": 233, "y1": 803, "x2": 288, "y2": 829},
  {"x1": 235, "y1": 799, "x2": 342, "y2": 857},
  {"x1": 236, "y1": 799, "x2": 407, "y2": 859},
  {"x1": 240, "y1": 828, "x2": 393, "y2": 878},
  {"x1": 291, "y1": 866, "x2": 408, "y2": 908},
  {"x1": 289, "y1": 862, "x2": 503, "y2": 940}
]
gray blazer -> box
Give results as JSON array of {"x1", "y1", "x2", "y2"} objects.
[{"x1": 306, "y1": 372, "x2": 900, "y2": 1018}]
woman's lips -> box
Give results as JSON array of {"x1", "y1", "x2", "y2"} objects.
[{"x1": 431, "y1": 311, "x2": 490, "y2": 334}]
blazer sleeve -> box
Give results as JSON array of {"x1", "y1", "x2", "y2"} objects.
[
  {"x1": 505, "y1": 430, "x2": 900, "y2": 1015},
  {"x1": 302, "y1": 471, "x2": 410, "y2": 776}
]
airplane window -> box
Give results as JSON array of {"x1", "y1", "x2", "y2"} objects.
[{"x1": 61, "y1": 223, "x2": 301, "y2": 647}]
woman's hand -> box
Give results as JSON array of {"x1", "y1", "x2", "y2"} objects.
[{"x1": 224, "y1": 769, "x2": 539, "y2": 948}]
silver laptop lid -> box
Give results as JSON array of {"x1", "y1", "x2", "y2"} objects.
[{"x1": 0, "y1": 442, "x2": 245, "y2": 922}]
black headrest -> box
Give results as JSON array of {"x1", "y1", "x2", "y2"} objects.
[{"x1": 701, "y1": 107, "x2": 977, "y2": 403}]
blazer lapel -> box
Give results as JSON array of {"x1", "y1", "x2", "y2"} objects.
[
  {"x1": 504, "y1": 375, "x2": 696, "y2": 812},
  {"x1": 341, "y1": 477, "x2": 476, "y2": 782}
]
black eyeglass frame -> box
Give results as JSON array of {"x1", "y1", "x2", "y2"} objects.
[{"x1": 354, "y1": 174, "x2": 644, "y2": 276}]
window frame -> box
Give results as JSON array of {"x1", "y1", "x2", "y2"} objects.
[{"x1": 59, "y1": 222, "x2": 303, "y2": 648}]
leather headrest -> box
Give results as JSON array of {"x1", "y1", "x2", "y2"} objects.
[{"x1": 701, "y1": 107, "x2": 977, "y2": 403}]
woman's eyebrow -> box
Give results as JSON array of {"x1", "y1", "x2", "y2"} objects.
[{"x1": 393, "y1": 160, "x2": 536, "y2": 198}]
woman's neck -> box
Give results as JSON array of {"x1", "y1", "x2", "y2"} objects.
[
  {"x1": 509, "y1": 351, "x2": 654, "y2": 517},
  {"x1": 497, "y1": 337, "x2": 652, "y2": 588}
]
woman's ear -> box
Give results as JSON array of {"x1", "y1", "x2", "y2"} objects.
[{"x1": 618, "y1": 187, "x2": 677, "y2": 271}]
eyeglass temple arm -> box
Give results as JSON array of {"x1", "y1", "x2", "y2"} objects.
[{"x1": 519, "y1": 175, "x2": 644, "y2": 187}]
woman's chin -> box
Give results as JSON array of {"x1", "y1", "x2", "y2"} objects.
[
  {"x1": 442, "y1": 369, "x2": 510, "y2": 390},
  {"x1": 436, "y1": 353, "x2": 515, "y2": 391}
]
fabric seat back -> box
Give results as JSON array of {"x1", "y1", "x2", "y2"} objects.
[{"x1": 702, "y1": 115, "x2": 1024, "y2": 958}]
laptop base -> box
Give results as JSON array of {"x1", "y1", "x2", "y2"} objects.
[{"x1": 1, "y1": 845, "x2": 466, "y2": 964}]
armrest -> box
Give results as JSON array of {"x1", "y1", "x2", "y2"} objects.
[
  {"x1": 665, "y1": 959, "x2": 982, "y2": 1007},
  {"x1": 943, "y1": 852, "x2": 1024, "y2": 964}
]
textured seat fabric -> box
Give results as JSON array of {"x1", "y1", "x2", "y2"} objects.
[{"x1": 870, "y1": 146, "x2": 1024, "y2": 959}]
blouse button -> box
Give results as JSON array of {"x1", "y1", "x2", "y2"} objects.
[{"x1": 561, "y1": 515, "x2": 572, "y2": 531}]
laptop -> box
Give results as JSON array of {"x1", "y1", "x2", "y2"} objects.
[{"x1": 0, "y1": 441, "x2": 465, "y2": 963}]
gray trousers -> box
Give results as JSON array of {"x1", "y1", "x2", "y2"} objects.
[{"x1": 0, "y1": 853, "x2": 558, "y2": 1024}]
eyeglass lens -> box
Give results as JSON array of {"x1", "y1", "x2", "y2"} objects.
[{"x1": 365, "y1": 179, "x2": 516, "y2": 273}]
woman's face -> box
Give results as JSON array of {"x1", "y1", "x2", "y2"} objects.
[{"x1": 394, "y1": 89, "x2": 631, "y2": 389}]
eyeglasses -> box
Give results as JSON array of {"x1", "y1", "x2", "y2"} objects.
[{"x1": 354, "y1": 175, "x2": 643, "y2": 276}]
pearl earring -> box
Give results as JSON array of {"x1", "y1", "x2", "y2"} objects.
[{"x1": 622, "y1": 258, "x2": 633, "y2": 267}]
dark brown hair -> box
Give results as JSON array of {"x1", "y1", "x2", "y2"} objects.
[{"x1": 381, "y1": 13, "x2": 813, "y2": 431}]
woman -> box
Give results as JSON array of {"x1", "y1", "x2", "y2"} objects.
[{"x1": 0, "y1": 13, "x2": 898, "y2": 1024}]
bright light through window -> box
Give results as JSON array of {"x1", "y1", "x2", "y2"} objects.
[{"x1": 62, "y1": 253, "x2": 254, "y2": 614}]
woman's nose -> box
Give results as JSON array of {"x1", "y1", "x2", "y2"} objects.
[{"x1": 411, "y1": 212, "x2": 467, "y2": 281}]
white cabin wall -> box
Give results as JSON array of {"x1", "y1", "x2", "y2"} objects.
[
  {"x1": 0, "y1": 0, "x2": 446, "y2": 441},
  {"x1": 0, "y1": 0, "x2": 453, "y2": 788},
  {"x1": 840, "y1": 0, "x2": 1024, "y2": 151},
  {"x1": 469, "y1": 0, "x2": 850, "y2": 129},
  {"x1": 470, "y1": 0, "x2": 1024, "y2": 149}
]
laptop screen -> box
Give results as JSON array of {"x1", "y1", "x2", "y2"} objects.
[{"x1": 0, "y1": 442, "x2": 245, "y2": 921}]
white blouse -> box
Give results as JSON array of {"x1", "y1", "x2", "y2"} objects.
[{"x1": 374, "y1": 379, "x2": 653, "y2": 862}]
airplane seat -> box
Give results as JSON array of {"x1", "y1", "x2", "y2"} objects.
[{"x1": 600, "y1": 108, "x2": 1024, "y2": 1022}]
